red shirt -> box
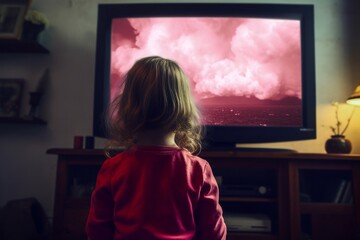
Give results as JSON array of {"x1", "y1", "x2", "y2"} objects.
[{"x1": 86, "y1": 145, "x2": 226, "y2": 240}]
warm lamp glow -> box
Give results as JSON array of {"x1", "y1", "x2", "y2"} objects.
[{"x1": 347, "y1": 85, "x2": 360, "y2": 106}]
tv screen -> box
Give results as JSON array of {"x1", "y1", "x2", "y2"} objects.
[{"x1": 93, "y1": 3, "x2": 316, "y2": 150}]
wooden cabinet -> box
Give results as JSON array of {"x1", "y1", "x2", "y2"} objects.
[
  {"x1": 289, "y1": 158, "x2": 360, "y2": 240},
  {"x1": 47, "y1": 149, "x2": 360, "y2": 240},
  {"x1": 48, "y1": 149, "x2": 103, "y2": 240}
]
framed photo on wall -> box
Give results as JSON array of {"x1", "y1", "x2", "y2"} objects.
[
  {"x1": 0, "y1": 0, "x2": 31, "y2": 39},
  {"x1": 0, "y1": 79, "x2": 24, "y2": 118}
]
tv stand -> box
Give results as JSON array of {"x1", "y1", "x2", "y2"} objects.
[
  {"x1": 203, "y1": 142, "x2": 296, "y2": 153},
  {"x1": 234, "y1": 147, "x2": 297, "y2": 153},
  {"x1": 47, "y1": 148, "x2": 360, "y2": 240}
]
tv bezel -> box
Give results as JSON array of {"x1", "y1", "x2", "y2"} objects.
[{"x1": 93, "y1": 3, "x2": 316, "y2": 149}]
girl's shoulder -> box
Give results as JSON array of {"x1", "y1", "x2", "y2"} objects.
[
  {"x1": 100, "y1": 149, "x2": 131, "y2": 171},
  {"x1": 179, "y1": 148, "x2": 210, "y2": 168},
  {"x1": 102, "y1": 145, "x2": 209, "y2": 169}
]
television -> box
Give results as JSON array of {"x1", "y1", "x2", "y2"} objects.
[{"x1": 93, "y1": 3, "x2": 316, "y2": 151}]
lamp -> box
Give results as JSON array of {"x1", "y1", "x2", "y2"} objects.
[{"x1": 347, "y1": 85, "x2": 360, "y2": 106}]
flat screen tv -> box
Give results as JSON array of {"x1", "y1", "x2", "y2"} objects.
[{"x1": 93, "y1": 3, "x2": 316, "y2": 150}]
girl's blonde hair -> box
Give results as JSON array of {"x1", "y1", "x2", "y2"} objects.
[{"x1": 106, "y1": 56, "x2": 203, "y2": 154}]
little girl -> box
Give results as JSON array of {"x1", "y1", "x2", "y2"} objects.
[{"x1": 86, "y1": 56, "x2": 226, "y2": 240}]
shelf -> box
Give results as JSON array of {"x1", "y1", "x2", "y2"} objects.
[
  {"x1": 0, "y1": 117, "x2": 47, "y2": 125},
  {"x1": 300, "y1": 203, "x2": 353, "y2": 215},
  {"x1": 221, "y1": 197, "x2": 276, "y2": 203},
  {"x1": 0, "y1": 39, "x2": 49, "y2": 53},
  {"x1": 227, "y1": 232, "x2": 278, "y2": 240}
]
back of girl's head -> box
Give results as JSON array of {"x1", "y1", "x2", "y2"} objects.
[{"x1": 106, "y1": 56, "x2": 202, "y2": 154}]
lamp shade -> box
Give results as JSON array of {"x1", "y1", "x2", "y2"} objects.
[{"x1": 347, "y1": 85, "x2": 360, "y2": 106}]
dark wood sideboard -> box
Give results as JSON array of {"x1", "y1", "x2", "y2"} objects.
[{"x1": 47, "y1": 148, "x2": 360, "y2": 240}]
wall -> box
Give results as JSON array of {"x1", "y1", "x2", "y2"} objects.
[{"x1": 0, "y1": 0, "x2": 359, "y2": 221}]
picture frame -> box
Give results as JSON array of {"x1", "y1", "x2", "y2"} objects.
[
  {"x1": 0, "y1": 0, "x2": 31, "y2": 39},
  {"x1": 0, "y1": 79, "x2": 24, "y2": 118}
]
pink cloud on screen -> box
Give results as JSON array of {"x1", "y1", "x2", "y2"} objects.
[{"x1": 110, "y1": 17, "x2": 302, "y2": 126}]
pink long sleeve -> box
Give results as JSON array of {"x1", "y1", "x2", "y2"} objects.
[
  {"x1": 195, "y1": 163, "x2": 226, "y2": 240},
  {"x1": 86, "y1": 160, "x2": 115, "y2": 240},
  {"x1": 86, "y1": 145, "x2": 226, "y2": 240}
]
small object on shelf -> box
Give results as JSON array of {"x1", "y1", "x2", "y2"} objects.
[
  {"x1": 73, "y1": 136, "x2": 84, "y2": 149},
  {"x1": 21, "y1": 20, "x2": 45, "y2": 42},
  {"x1": 340, "y1": 181, "x2": 353, "y2": 203},
  {"x1": 24, "y1": 68, "x2": 49, "y2": 120},
  {"x1": 85, "y1": 136, "x2": 95, "y2": 149},
  {"x1": 0, "y1": 78, "x2": 24, "y2": 118},
  {"x1": 70, "y1": 178, "x2": 82, "y2": 197},
  {"x1": 299, "y1": 193, "x2": 311, "y2": 202},
  {"x1": 333, "y1": 179, "x2": 347, "y2": 203},
  {"x1": 26, "y1": 91, "x2": 42, "y2": 119},
  {"x1": 325, "y1": 135, "x2": 352, "y2": 154},
  {"x1": 224, "y1": 213, "x2": 272, "y2": 233},
  {"x1": 70, "y1": 178, "x2": 93, "y2": 198},
  {"x1": 0, "y1": 1, "x2": 29, "y2": 39},
  {"x1": 21, "y1": 9, "x2": 49, "y2": 42}
]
